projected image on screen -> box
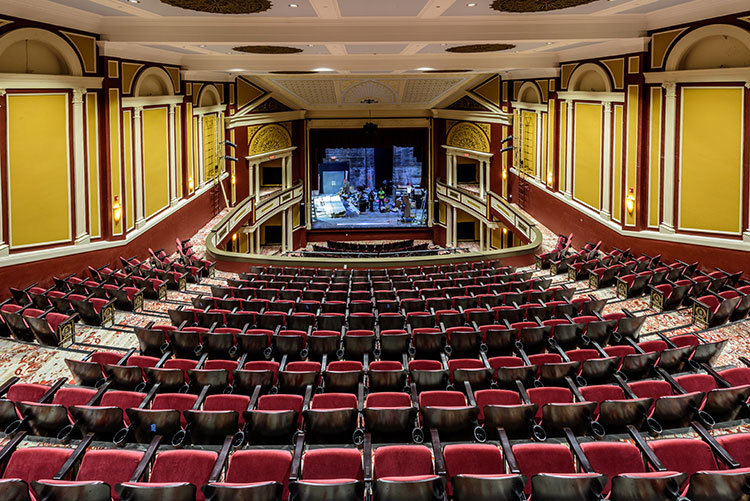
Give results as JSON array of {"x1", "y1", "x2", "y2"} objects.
[{"x1": 312, "y1": 146, "x2": 426, "y2": 229}]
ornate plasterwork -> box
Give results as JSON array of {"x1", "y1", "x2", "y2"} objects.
[
  {"x1": 248, "y1": 123, "x2": 292, "y2": 155},
  {"x1": 446, "y1": 122, "x2": 491, "y2": 153},
  {"x1": 341, "y1": 80, "x2": 397, "y2": 105}
]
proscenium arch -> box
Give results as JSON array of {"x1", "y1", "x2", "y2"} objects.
[
  {"x1": 132, "y1": 66, "x2": 175, "y2": 97},
  {"x1": 517, "y1": 81, "x2": 542, "y2": 104},
  {"x1": 0, "y1": 27, "x2": 83, "y2": 76},
  {"x1": 568, "y1": 63, "x2": 613, "y2": 93},
  {"x1": 665, "y1": 24, "x2": 750, "y2": 71},
  {"x1": 198, "y1": 84, "x2": 222, "y2": 107}
]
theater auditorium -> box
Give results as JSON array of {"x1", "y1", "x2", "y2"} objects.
[{"x1": 0, "y1": 0, "x2": 750, "y2": 499}]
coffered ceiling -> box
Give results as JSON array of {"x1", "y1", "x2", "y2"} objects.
[{"x1": 2, "y1": 0, "x2": 748, "y2": 109}]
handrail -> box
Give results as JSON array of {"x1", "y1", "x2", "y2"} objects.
[{"x1": 205, "y1": 180, "x2": 542, "y2": 268}]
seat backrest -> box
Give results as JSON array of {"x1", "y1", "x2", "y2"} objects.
[
  {"x1": 243, "y1": 360, "x2": 280, "y2": 373},
  {"x1": 629, "y1": 380, "x2": 673, "y2": 400},
  {"x1": 638, "y1": 340, "x2": 668, "y2": 354},
  {"x1": 580, "y1": 441, "x2": 645, "y2": 495},
  {"x1": 52, "y1": 387, "x2": 98, "y2": 407},
  {"x1": 127, "y1": 355, "x2": 160, "y2": 369},
  {"x1": 527, "y1": 353, "x2": 562, "y2": 365},
  {"x1": 7, "y1": 383, "x2": 50, "y2": 403},
  {"x1": 716, "y1": 433, "x2": 750, "y2": 468},
  {"x1": 373, "y1": 445, "x2": 434, "y2": 479},
  {"x1": 719, "y1": 367, "x2": 750, "y2": 387},
  {"x1": 225, "y1": 449, "x2": 292, "y2": 488},
  {"x1": 204, "y1": 394, "x2": 250, "y2": 413},
  {"x1": 527, "y1": 387, "x2": 574, "y2": 407},
  {"x1": 204, "y1": 360, "x2": 238, "y2": 372},
  {"x1": 3, "y1": 447, "x2": 73, "y2": 482},
  {"x1": 447, "y1": 358, "x2": 485, "y2": 371},
  {"x1": 675, "y1": 374, "x2": 717, "y2": 394},
  {"x1": 365, "y1": 392, "x2": 411, "y2": 408},
  {"x1": 409, "y1": 360, "x2": 443, "y2": 371},
  {"x1": 311, "y1": 393, "x2": 357, "y2": 410},
  {"x1": 285, "y1": 361, "x2": 321, "y2": 373},
  {"x1": 512, "y1": 443, "x2": 575, "y2": 495},
  {"x1": 579, "y1": 385, "x2": 625, "y2": 404},
  {"x1": 301, "y1": 448, "x2": 363, "y2": 481},
  {"x1": 149, "y1": 449, "x2": 218, "y2": 501},
  {"x1": 151, "y1": 393, "x2": 198, "y2": 412},
  {"x1": 419, "y1": 391, "x2": 467, "y2": 408},
  {"x1": 369, "y1": 361, "x2": 403, "y2": 371},
  {"x1": 163, "y1": 359, "x2": 198, "y2": 372},
  {"x1": 100, "y1": 390, "x2": 146, "y2": 409},
  {"x1": 670, "y1": 334, "x2": 700, "y2": 348},
  {"x1": 257, "y1": 394, "x2": 304, "y2": 412},
  {"x1": 91, "y1": 352, "x2": 124, "y2": 366},
  {"x1": 650, "y1": 439, "x2": 718, "y2": 476},
  {"x1": 326, "y1": 361, "x2": 363, "y2": 372},
  {"x1": 565, "y1": 349, "x2": 600, "y2": 362},
  {"x1": 603, "y1": 345, "x2": 636, "y2": 358},
  {"x1": 444, "y1": 444, "x2": 503, "y2": 479},
  {"x1": 488, "y1": 356, "x2": 524, "y2": 369},
  {"x1": 76, "y1": 449, "x2": 143, "y2": 500}
]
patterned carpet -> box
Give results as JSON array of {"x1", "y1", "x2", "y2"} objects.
[{"x1": 2, "y1": 209, "x2": 750, "y2": 443}]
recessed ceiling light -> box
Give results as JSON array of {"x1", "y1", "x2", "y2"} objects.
[
  {"x1": 289, "y1": 3, "x2": 298, "y2": 6},
  {"x1": 228, "y1": 68, "x2": 245, "y2": 72},
  {"x1": 545, "y1": 42, "x2": 553, "y2": 45},
  {"x1": 313, "y1": 67, "x2": 334, "y2": 72},
  {"x1": 467, "y1": 2, "x2": 477, "y2": 6},
  {"x1": 128, "y1": 0, "x2": 140, "y2": 3},
  {"x1": 307, "y1": 44, "x2": 314, "y2": 47},
  {"x1": 416, "y1": 67, "x2": 435, "y2": 71},
  {"x1": 199, "y1": 44, "x2": 207, "y2": 48}
]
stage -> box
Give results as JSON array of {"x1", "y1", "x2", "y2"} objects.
[{"x1": 311, "y1": 193, "x2": 427, "y2": 230}]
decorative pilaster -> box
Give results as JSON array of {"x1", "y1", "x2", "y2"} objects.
[
  {"x1": 660, "y1": 82, "x2": 677, "y2": 234},
  {"x1": 72, "y1": 89, "x2": 90, "y2": 245},
  {"x1": 600, "y1": 102, "x2": 613, "y2": 220},
  {"x1": 168, "y1": 104, "x2": 178, "y2": 206},
  {"x1": 133, "y1": 106, "x2": 145, "y2": 229},
  {"x1": 536, "y1": 110, "x2": 543, "y2": 180},
  {"x1": 0, "y1": 89, "x2": 7, "y2": 256},
  {"x1": 564, "y1": 100, "x2": 574, "y2": 199}
]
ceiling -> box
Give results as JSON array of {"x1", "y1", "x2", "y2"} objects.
[{"x1": 2, "y1": 0, "x2": 748, "y2": 109}]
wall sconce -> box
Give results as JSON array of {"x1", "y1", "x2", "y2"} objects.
[
  {"x1": 112, "y1": 196, "x2": 122, "y2": 223},
  {"x1": 502, "y1": 169, "x2": 508, "y2": 180},
  {"x1": 231, "y1": 174, "x2": 236, "y2": 185},
  {"x1": 188, "y1": 178, "x2": 194, "y2": 191},
  {"x1": 626, "y1": 188, "x2": 635, "y2": 215},
  {"x1": 232, "y1": 233, "x2": 237, "y2": 241},
  {"x1": 547, "y1": 172, "x2": 553, "y2": 184},
  {"x1": 502, "y1": 227, "x2": 508, "y2": 235}
]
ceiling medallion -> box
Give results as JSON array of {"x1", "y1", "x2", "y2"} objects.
[
  {"x1": 233, "y1": 45, "x2": 303, "y2": 54},
  {"x1": 490, "y1": 0, "x2": 597, "y2": 12},
  {"x1": 160, "y1": 0, "x2": 272, "y2": 14},
  {"x1": 445, "y1": 44, "x2": 515, "y2": 53}
]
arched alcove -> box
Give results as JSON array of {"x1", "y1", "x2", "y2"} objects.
[
  {"x1": 517, "y1": 81, "x2": 542, "y2": 103},
  {"x1": 0, "y1": 28, "x2": 82, "y2": 76},
  {"x1": 568, "y1": 63, "x2": 612, "y2": 93},
  {"x1": 133, "y1": 66, "x2": 175, "y2": 97},
  {"x1": 666, "y1": 24, "x2": 750, "y2": 71},
  {"x1": 198, "y1": 84, "x2": 222, "y2": 107}
]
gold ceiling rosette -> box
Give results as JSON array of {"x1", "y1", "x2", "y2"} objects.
[
  {"x1": 490, "y1": 0, "x2": 598, "y2": 12},
  {"x1": 233, "y1": 45, "x2": 304, "y2": 54},
  {"x1": 446, "y1": 44, "x2": 515, "y2": 53},
  {"x1": 160, "y1": 0, "x2": 272, "y2": 14}
]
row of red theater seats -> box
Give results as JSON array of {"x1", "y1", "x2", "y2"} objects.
[{"x1": 3, "y1": 422, "x2": 750, "y2": 501}]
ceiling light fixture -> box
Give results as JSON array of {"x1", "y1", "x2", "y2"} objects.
[
  {"x1": 467, "y1": 2, "x2": 477, "y2": 6},
  {"x1": 289, "y1": 3, "x2": 298, "y2": 6},
  {"x1": 228, "y1": 68, "x2": 246, "y2": 72},
  {"x1": 416, "y1": 67, "x2": 435, "y2": 71},
  {"x1": 313, "y1": 67, "x2": 334, "y2": 72},
  {"x1": 128, "y1": 0, "x2": 140, "y2": 3}
]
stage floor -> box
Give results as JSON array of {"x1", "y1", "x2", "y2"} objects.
[{"x1": 312, "y1": 194, "x2": 426, "y2": 229}]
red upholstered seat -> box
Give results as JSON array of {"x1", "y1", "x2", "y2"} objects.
[
  {"x1": 512, "y1": 443, "x2": 577, "y2": 496},
  {"x1": 203, "y1": 394, "x2": 251, "y2": 427},
  {"x1": 215, "y1": 449, "x2": 293, "y2": 499},
  {"x1": 474, "y1": 389, "x2": 522, "y2": 422},
  {"x1": 75, "y1": 449, "x2": 144, "y2": 500},
  {"x1": 7, "y1": 383, "x2": 50, "y2": 403},
  {"x1": 151, "y1": 393, "x2": 198, "y2": 427},
  {"x1": 580, "y1": 441, "x2": 652, "y2": 495},
  {"x1": 365, "y1": 392, "x2": 411, "y2": 408},
  {"x1": 373, "y1": 445, "x2": 436, "y2": 481},
  {"x1": 310, "y1": 393, "x2": 357, "y2": 410},
  {"x1": 300, "y1": 448, "x2": 363, "y2": 484},
  {"x1": 124, "y1": 449, "x2": 218, "y2": 501}
]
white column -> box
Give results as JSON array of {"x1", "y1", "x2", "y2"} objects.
[
  {"x1": 254, "y1": 163, "x2": 261, "y2": 204},
  {"x1": 255, "y1": 230, "x2": 261, "y2": 251},
  {"x1": 536, "y1": 110, "x2": 543, "y2": 180},
  {"x1": 445, "y1": 154, "x2": 452, "y2": 186},
  {"x1": 168, "y1": 104, "x2": 178, "y2": 206},
  {"x1": 478, "y1": 159, "x2": 485, "y2": 198},
  {"x1": 564, "y1": 101, "x2": 574, "y2": 199},
  {"x1": 479, "y1": 221, "x2": 485, "y2": 251},
  {"x1": 660, "y1": 82, "x2": 677, "y2": 234},
  {"x1": 451, "y1": 207, "x2": 457, "y2": 247},
  {"x1": 71, "y1": 89, "x2": 90, "y2": 245},
  {"x1": 287, "y1": 208, "x2": 294, "y2": 251},
  {"x1": 133, "y1": 106, "x2": 145, "y2": 229},
  {"x1": 0, "y1": 90, "x2": 7, "y2": 256},
  {"x1": 600, "y1": 102, "x2": 613, "y2": 220},
  {"x1": 281, "y1": 208, "x2": 287, "y2": 252}
]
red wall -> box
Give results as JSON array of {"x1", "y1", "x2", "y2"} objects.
[
  {"x1": 0, "y1": 187, "x2": 218, "y2": 297},
  {"x1": 520, "y1": 178, "x2": 750, "y2": 274}
]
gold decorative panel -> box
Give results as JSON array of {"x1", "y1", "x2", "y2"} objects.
[
  {"x1": 249, "y1": 124, "x2": 293, "y2": 156},
  {"x1": 446, "y1": 122, "x2": 491, "y2": 153}
]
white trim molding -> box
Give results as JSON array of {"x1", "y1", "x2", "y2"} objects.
[
  {"x1": 556, "y1": 91, "x2": 625, "y2": 103},
  {"x1": 0, "y1": 74, "x2": 102, "y2": 90},
  {"x1": 431, "y1": 108, "x2": 511, "y2": 126},
  {"x1": 227, "y1": 110, "x2": 306, "y2": 129}
]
